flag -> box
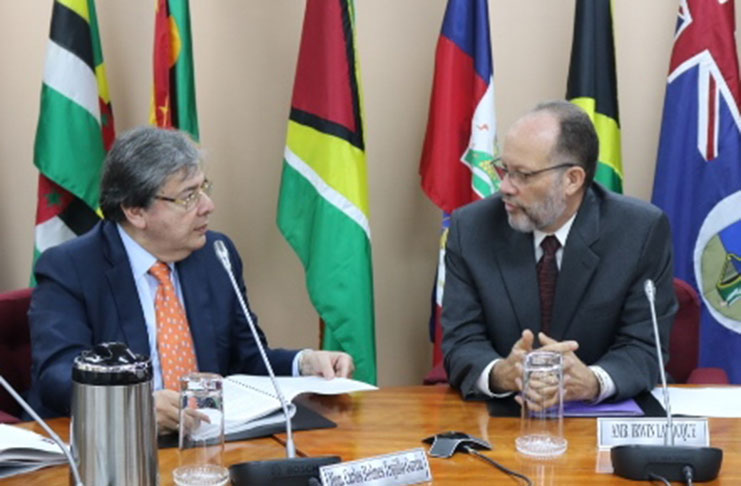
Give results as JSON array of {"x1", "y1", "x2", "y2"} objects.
[
  {"x1": 151, "y1": 0, "x2": 199, "y2": 140},
  {"x1": 566, "y1": 0, "x2": 623, "y2": 193},
  {"x1": 651, "y1": 0, "x2": 741, "y2": 383},
  {"x1": 419, "y1": 0, "x2": 501, "y2": 365},
  {"x1": 33, "y1": 0, "x2": 115, "y2": 276},
  {"x1": 277, "y1": 0, "x2": 376, "y2": 384}
]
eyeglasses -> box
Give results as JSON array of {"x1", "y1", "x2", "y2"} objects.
[
  {"x1": 154, "y1": 179, "x2": 213, "y2": 211},
  {"x1": 494, "y1": 162, "x2": 576, "y2": 186}
]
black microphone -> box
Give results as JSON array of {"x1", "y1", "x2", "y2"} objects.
[
  {"x1": 611, "y1": 279, "x2": 723, "y2": 482},
  {"x1": 213, "y1": 240, "x2": 339, "y2": 485},
  {"x1": 0, "y1": 374, "x2": 84, "y2": 486}
]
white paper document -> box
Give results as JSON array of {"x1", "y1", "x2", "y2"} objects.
[
  {"x1": 651, "y1": 387, "x2": 741, "y2": 417},
  {"x1": 0, "y1": 424, "x2": 67, "y2": 478},
  {"x1": 220, "y1": 375, "x2": 377, "y2": 436}
]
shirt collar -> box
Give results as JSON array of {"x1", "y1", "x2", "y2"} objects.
[
  {"x1": 117, "y1": 223, "x2": 166, "y2": 279},
  {"x1": 533, "y1": 211, "x2": 578, "y2": 250}
]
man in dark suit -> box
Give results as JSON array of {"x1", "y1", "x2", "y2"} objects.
[
  {"x1": 442, "y1": 101, "x2": 677, "y2": 403},
  {"x1": 29, "y1": 126, "x2": 353, "y2": 431}
]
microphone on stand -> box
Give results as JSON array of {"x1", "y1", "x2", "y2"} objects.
[
  {"x1": 213, "y1": 240, "x2": 339, "y2": 485},
  {"x1": 214, "y1": 239, "x2": 297, "y2": 458},
  {"x1": 611, "y1": 279, "x2": 722, "y2": 483},
  {"x1": 0, "y1": 374, "x2": 85, "y2": 486}
]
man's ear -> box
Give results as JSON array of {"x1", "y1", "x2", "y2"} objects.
[
  {"x1": 121, "y1": 205, "x2": 147, "y2": 230},
  {"x1": 564, "y1": 166, "x2": 586, "y2": 196}
]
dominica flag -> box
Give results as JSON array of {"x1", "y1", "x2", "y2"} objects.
[
  {"x1": 566, "y1": 0, "x2": 623, "y2": 193},
  {"x1": 277, "y1": 0, "x2": 376, "y2": 384},
  {"x1": 652, "y1": 0, "x2": 741, "y2": 383},
  {"x1": 151, "y1": 0, "x2": 199, "y2": 140},
  {"x1": 33, "y1": 0, "x2": 115, "y2": 277},
  {"x1": 419, "y1": 0, "x2": 501, "y2": 365}
]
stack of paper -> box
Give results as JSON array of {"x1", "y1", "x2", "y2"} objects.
[
  {"x1": 0, "y1": 424, "x2": 67, "y2": 478},
  {"x1": 651, "y1": 387, "x2": 741, "y2": 417}
]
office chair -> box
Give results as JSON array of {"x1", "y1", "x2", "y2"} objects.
[
  {"x1": 666, "y1": 278, "x2": 729, "y2": 384},
  {"x1": 0, "y1": 288, "x2": 33, "y2": 423}
]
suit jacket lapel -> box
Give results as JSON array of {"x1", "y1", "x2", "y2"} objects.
[
  {"x1": 550, "y1": 188, "x2": 601, "y2": 338},
  {"x1": 102, "y1": 222, "x2": 151, "y2": 356},
  {"x1": 177, "y1": 252, "x2": 218, "y2": 373},
  {"x1": 493, "y1": 224, "x2": 541, "y2": 334}
]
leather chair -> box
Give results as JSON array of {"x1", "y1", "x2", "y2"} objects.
[
  {"x1": 0, "y1": 288, "x2": 33, "y2": 423},
  {"x1": 424, "y1": 278, "x2": 730, "y2": 386},
  {"x1": 666, "y1": 278, "x2": 729, "y2": 384}
]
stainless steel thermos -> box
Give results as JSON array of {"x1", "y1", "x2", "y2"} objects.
[{"x1": 71, "y1": 342, "x2": 159, "y2": 485}]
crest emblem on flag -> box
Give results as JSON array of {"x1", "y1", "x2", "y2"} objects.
[{"x1": 695, "y1": 192, "x2": 741, "y2": 331}]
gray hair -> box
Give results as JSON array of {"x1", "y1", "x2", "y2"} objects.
[
  {"x1": 100, "y1": 126, "x2": 202, "y2": 222},
  {"x1": 532, "y1": 100, "x2": 599, "y2": 187}
]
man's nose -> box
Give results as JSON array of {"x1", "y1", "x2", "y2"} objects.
[
  {"x1": 198, "y1": 192, "x2": 215, "y2": 214},
  {"x1": 499, "y1": 172, "x2": 517, "y2": 196}
]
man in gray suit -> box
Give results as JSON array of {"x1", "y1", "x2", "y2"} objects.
[{"x1": 442, "y1": 100, "x2": 677, "y2": 403}]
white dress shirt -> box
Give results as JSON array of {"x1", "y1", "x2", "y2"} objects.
[{"x1": 475, "y1": 213, "x2": 616, "y2": 402}]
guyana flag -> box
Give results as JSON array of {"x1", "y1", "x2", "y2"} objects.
[
  {"x1": 33, "y1": 0, "x2": 115, "y2": 277},
  {"x1": 151, "y1": 0, "x2": 199, "y2": 140},
  {"x1": 566, "y1": 0, "x2": 623, "y2": 192},
  {"x1": 277, "y1": 0, "x2": 376, "y2": 384}
]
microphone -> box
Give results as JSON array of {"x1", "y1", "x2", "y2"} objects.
[
  {"x1": 644, "y1": 279, "x2": 673, "y2": 446},
  {"x1": 611, "y1": 279, "x2": 723, "y2": 482},
  {"x1": 213, "y1": 240, "x2": 339, "y2": 485},
  {"x1": 214, "y1": 239, "x2": 296, "y2": 457},
  {"x1": 0, "y1": 374, "x2": 84, "y2": 486}
]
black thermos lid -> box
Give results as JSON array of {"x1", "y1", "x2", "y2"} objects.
[{"x1": 72, "y1": 342, "x2": 153, "y2": 386}]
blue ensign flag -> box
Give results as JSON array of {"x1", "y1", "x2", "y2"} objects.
[{"x1": 651, "y1": 0, "x2": 741, "y2": 382}]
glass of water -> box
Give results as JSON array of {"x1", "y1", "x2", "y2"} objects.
[
  {"x1": 173, "y1": 372, "x2": 230, "y2": 486},
  {"x1": 515, "y1": 350, "x2": 568, "y2": 458}
]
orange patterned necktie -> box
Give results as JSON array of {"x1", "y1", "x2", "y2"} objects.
[{"x1": 149, "y1": 261, "x2": 198, "y2": 390}]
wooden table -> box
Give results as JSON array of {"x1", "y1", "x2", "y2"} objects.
[
  {"x1": 7, "y1": 418, "x2": 290, "y2": 486},
  {"x1": 290, "y1": 386, "x2": 741, "y2": 485},
  {"x1": 6, "y1": 386, "x2": 741, "y2": 485}
]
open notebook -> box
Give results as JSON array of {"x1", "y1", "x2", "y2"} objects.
[
  {"x1": 190, "y1": 375, "x2": 376, "y2": 440},
  {"x1": 0, "y1": 424, "x2": 67, "y2": 478}
]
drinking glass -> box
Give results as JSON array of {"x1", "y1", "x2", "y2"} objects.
[
  {"x1": 515, "y1": 351, "x2": 568, "y2": 458},
  {"x1": 172, "y1": 372, "x2": 230, "y2": 486}
]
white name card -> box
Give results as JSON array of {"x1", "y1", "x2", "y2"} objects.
[
  {"x1": 319, "y1": 448, "x2": 432, "y2": 486},
  {"x1": 597, "y1": 417, "x2": 710, "y2": 448}
]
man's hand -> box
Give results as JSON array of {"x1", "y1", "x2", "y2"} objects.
[
  {"x1": 299, "y1": 350, "x2": 355, "y2": 379},
  {"x1": 489, "y1": 329, "x2": 536, "y2": 392},
  {"x1": 154, "y1": 389, "x2": 180, "y2": 434},
  {"x1": 539, "y1": 332, "x2": 599, "y2": 402},
  {"x1": 154, "y1": 389, "x2": 210, "y2": 436}
]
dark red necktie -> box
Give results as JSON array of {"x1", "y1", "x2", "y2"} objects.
[{"x1": 537, "y1": 235, "x2": 561, "y2": 335}]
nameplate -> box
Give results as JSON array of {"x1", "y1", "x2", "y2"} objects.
[
  {"x1": 319, "y1": 448, "x2": 432, "y2": 486},
  {"x1": 597, "y1": 417, "x2": 710, "y2": 448}
]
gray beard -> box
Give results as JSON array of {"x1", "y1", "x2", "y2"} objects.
[{"x1": 505, "y1": 184, "x2": 567, "y2": 233}]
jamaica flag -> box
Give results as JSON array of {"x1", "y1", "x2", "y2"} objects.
[{"x1": 566, "y1": 0, "x2": 623, "y2": 192}]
